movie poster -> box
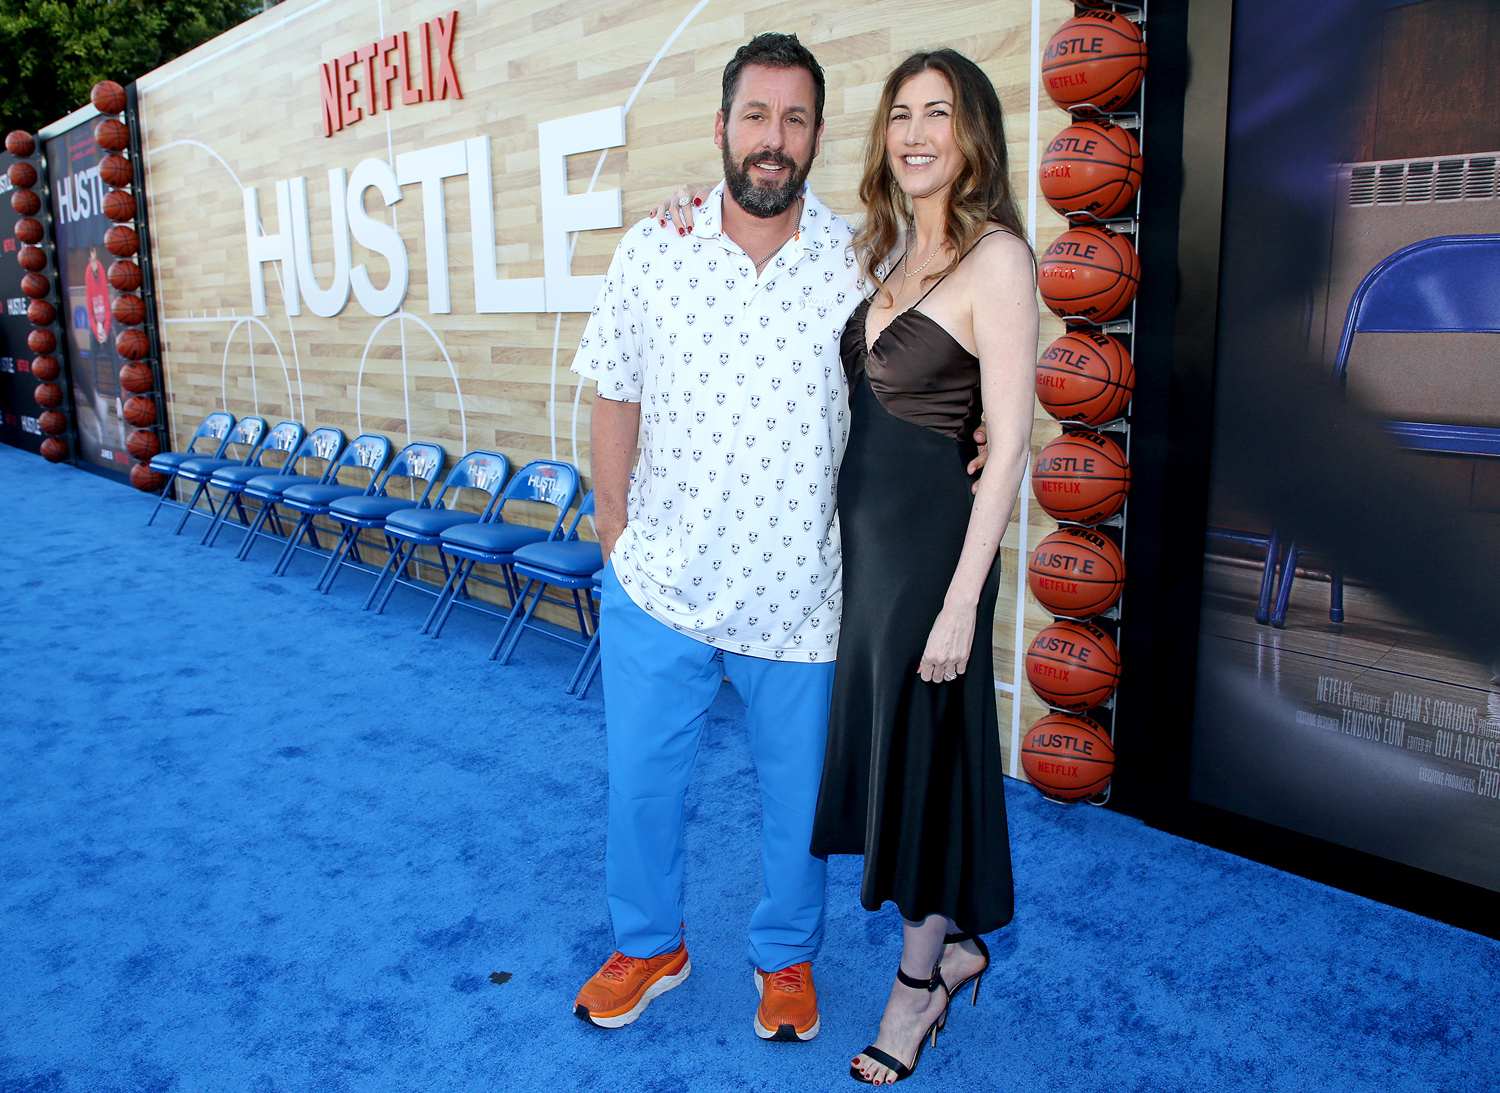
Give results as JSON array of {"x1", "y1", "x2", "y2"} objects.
[
  {"x1": 1189, "y1": 0, "x2": 1500, "y2": 891},
  {"x1": 43, "y1": 118, "x2": 130, "y2": 479},
  {"x1": 0, "y1": 151, "x2": 47, "y2": 455}
]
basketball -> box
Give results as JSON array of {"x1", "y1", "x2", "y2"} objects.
[
  {"x1": 1028, "y1": 527, "x2": 1126, "y2": 617},
  {"x1": 94, "y1": 117, "x2": 130, "y2": 152},
  {"x1": 38, "y1": 409, "x2": 67, "y2": 435},
  {"x1": 5, "y1": 130, "x2": 35, "y2": 157},
  {"x1": 11, "y1": 188, "x2": 40, "y2": 216},
  {"x1": 113, "y1": 293, "x2": 146, "y2": 326},
  {"x1": 103, "y1": 189, "x2": 136, "y2": 223},
  {"x1": 91, "y1": 80, "x2": 127, "y2": 115},
  {"x1": 108, "y1": 259, "x2": 142, "y2": 292},
  {"x1": 119, "y1": 361, "x2": 154, "y2": 393},
  {"x1": 27, "y1": 299, "x2": 56, "y2": 327},
  {"x1": 100, "y1": 154, "x2": 133, "y2": 188},
  {"x1": 18, "y1": 245, "x2": 46, "y2": 272},
  {"x1": 1033, "y1": 429, "x2": 1130, "y2": 524},
  {"x1": 28, "y1": 329, "x2": 57, "y2": 355},
  {"x1": 1036, "y1": 330, "x2": 1135, "y2": 426},
  {"x1": 21, "y1": 272, "x2": 50, "y2": 299},
  {"x1": 1025, "y1": 619, "x2": 1121, "y2": 710},
  {"x1": 15, "y1": 217, "x2": 44, "y2": 245},
  {"x1": 41, "y1": 436, "x2": 69, "y2": 463},
  {"x1": 104, "y1": 225, "x2": 139, "y2": 257},
  {"x1": 7, "y1": 161, "x2": 37, "y2": 188},
  {"x1": 31, "y1": 356, "x2": 60, "y2": 382},
  {"x1": 130, "y1": 461, "x2": 167, "y2": 491},
  {"x1": 1021, "y1": 712, "x2": 1114, "y2": 800},
  {"x1": 33, "y1": 382, "x2": 63, "y2": 409},
  {"x1": 1039, "y1": 120, "x2": 1142, "y2": 219},
  {"x1": 123, "y1": 396, "x2": 157, "y2": 427},
  {"x1": 1038, "y1": 226, "x2": 1140, "y2": 323},
  {"x1": 1042, "y1": 10, "x2": 1147, "y2": 113},
  {"x1": 116, "y1": 328, "x2": 150, "y2": 360},
  {"x1": 126, "y1": 428, "x2": 161, "y2": 461}
]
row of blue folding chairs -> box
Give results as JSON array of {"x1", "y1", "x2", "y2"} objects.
[{"x1": 141, "y1": 413, "x2": 602, "y2": 697}]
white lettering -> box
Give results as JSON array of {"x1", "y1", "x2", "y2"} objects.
[
  {"x1": 538, "y1": 107, "x2": 625, "y2": 313},
  {"x1": 345, "y1": 159, "x2": 408, "y2": 317},
  {"x1": 394, "y1": 140, "x2": 468, "y2": 314},
  {"x1": 245, "y1": 180, "x2": 302, "y2": 317},
  {"x1": 289, "y1": 169, "x2": 352, "y2": 317}
]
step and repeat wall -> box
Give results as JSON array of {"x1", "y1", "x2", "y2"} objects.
[{"x1": 123, "y1": 0, "x2": 1091, "y2": 775}]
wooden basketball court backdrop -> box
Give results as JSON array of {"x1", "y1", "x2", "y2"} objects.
[{"x1": 128, "y1": 0, "x2": 1077, "y2": 774}]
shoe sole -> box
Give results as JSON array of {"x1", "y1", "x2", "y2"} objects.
[
  {"x1": 753, "y1": 973, "x2": 820, "y2": 1042},
  {"x1": 575, "y1": 958, "x2": 691, "y2": 1029}
]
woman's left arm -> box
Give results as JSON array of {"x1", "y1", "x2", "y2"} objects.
[{"x1": 918, "y1": 232, "x2": 1040, "y2": 683}]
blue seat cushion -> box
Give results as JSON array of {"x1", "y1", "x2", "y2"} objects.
[
  {"x1": 176, "y1": 456, "x2": 240, "y2": 478},
  {"x1": 243, "y1": 473, "x2": 320, "y2": 499},
  {"x1": 149, "y1": 450, "x2": 213, "y2": 472},
  {"x1": 210, "y1": 464, "x2": 276, "y2": 488},
  {"x1": 281, "y1": 483, "x2": 366, "y2": 508},
  {"x1": 512, "y1": 540, "x2": 603, "y2": 577},
  {"x1": 329, "y1": 496, "x2": 422, "y2": 522},
  {"x1": 386, "y1": 509, "x2": 483, "y2": 537},
  {"x1": 440, "y1": 523, "x2": 549, "y2": 556}
]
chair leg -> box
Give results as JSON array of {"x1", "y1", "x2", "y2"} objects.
[
  {"x1": 363, "y1": 541, "x2": 409, "y2": 611},
  {"x1": 316, "y1": 526, "x2": 358, "y2": 593},
  {"x1": 272, "y1": 513, "x2": 313, "y2": 574},
  {"x1": 1271, "y1": 539, "x2": 1298, "y2": 629},
  {"x1": 493, "y1": 579, "x2": 543, "y2": 663},
  {"x1": 428, "y1": 560, "x2": 474, "y2": 638},
  {"x1": 145, "y1": 476, "x2": 177, "y2": 526},
  {"x1": 237, "y1": 503, "x2": 274, "y2": 561},
  {"x1": 1254, "y1": 531, "x2": 1280, "y2": 625},
  {"x1": 201, "y1": 490, "x2": 245, "y2": 547},
  {"x1": 573, "y1": 633, "x2": 603, "y2": 699},
  {"x1": 419, "y1": 557, "x2": 467, "y2": 633},
  {"x1": 171, "y1": 481, "x2": 210, "y2": 535},
  {"x1": 567, "y1": 627, "x2": 601, "y2": 695},
  {"x1": 1330, "y1": 569, "x2": 1345, "y2": 624}
]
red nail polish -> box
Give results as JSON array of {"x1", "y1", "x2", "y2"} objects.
[
  {"x1": 678, "y1": 227, "x2": 685, "y2": 236},
  {"x1": 660, "y1": 218, "x2": 666, "y2": 226},
  {"x1": 693, "y1": 197, "x2": 702, "y2": 206}
]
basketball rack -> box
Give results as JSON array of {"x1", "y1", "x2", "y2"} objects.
[{"x1": 1029, "y1": 0, "x2": 1150, "y2": 808}]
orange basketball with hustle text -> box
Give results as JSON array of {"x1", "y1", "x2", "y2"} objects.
[
  {"x1": 1032, "y1": 430, "x2": 1129, "y2": 524},
  {"x1": 10, "y1": 189, "x2": 40, "y2": 216},
  {"x1": 1036, "y1": 330, "x2": 1134, "y2": 426},
  {"x1": 1039, "y1": 120, "x2": 1142, "y2": 219},
  {"x1": 1025, "y1": 619, "x2": 1121, "y2": 711},
  {"x1": 91, "y1": 80, "x2": 127, "y2": 115},
  {"x1": 1021, "y1": 712, "x2": 1115, "y2": 800},
  {"x1": 104, "y1": 225, "x2": 138, "y2": 257},
  {"x1": 1042, "y1": 10, "x2": 1147, "y2": 113},
  {"x1": 103, "y1": 189, "x2": 136, "y2": 223},
  {"x1": 31, "y1": 356, "x2": 61, "y2": 381},
  {"x1": 18, "y1": 245, "x2": 46, "y2": 272},
  {"x1": 108, "y1": 259, "x2": 142, "y2": 292},
  {"x1": 1028, "y1": 527, "x2": 1125, "y2": 618},
  {"x1": 112, "y1": 293, "x2": 146, "y2": 326},
  {"x1": 28, "y1": 329, "x2": 57, "y2": 355},
  {"x1": 6, "y1": 161, "x2": 37, "y2": 188},
  {"x1": 1038, "y1": 226, "x2": 1140, "y2": 323},
  {"x1": 15, "y1": 217, "x2": 44, "y2": 245},
  {"x1": 5, "y1": 130, "x2": 36, "y2": 157},
  {"x1": 119, "y1": 362, "x2": 154, "y2": 393},
  {"x1": 27, "y1": 299, "x2": 56, "y2": 327},
  {"x1": 20, "y1": 272, "x2": 48, "y2": 299},
  {"x1": 33, "y1": 382, "x2": 63, "y2": 409},
  {"x1": 116, "y1": 328, "x2": 150, "y2": 360},
  {"x1": 94, "y1": 117, "x2": 130, "y2": 152}
]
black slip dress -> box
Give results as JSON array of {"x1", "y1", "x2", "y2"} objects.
[{"x1": 811, "y1": 235, "x2": 1014, "y2": 934}]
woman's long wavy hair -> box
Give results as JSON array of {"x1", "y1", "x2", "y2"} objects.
[{"x1": 853, "y1": 50, "x2": 1029, "y2": 305}]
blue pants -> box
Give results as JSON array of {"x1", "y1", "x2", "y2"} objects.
[{"x1": 599, "y1": 563, "x2": 835, "y2": 972}]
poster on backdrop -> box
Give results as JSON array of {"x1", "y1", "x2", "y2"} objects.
[
  {"x1": 44, "y1": 117, "x2": 131, "y2": 479},
  {"x1": 1189, "y1": 0, "x2": 1500, "y2": 892},
  {"x1": 0, "y1": 152, "x2": 47, "y2": 455}
]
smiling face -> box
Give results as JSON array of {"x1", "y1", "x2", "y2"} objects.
[
  {"x1": 885, "y1": 69, "x2": 963, "y2": 202},
  {"x1": 715, "y1": 63, "x2": 823, "y2": 218}
]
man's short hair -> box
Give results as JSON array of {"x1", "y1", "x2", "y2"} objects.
[{"x1": 720, "y1": 32, "x2": 826, "y2": 128}]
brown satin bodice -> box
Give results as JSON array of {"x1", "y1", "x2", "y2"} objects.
[{"x1": 841, "y1": 299, "x2": 984, "y2": 442}]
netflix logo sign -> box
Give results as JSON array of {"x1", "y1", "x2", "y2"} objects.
[{"x1": 319, "y1": 10, "x2": 463, "y2": 137}]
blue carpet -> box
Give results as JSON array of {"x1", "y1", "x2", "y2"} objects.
[{"x1": 1, "y1": 442, "x2": 1497, "y2": 1093}]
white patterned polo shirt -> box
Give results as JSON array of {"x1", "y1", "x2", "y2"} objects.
[{"x1": 572, "y1": 183, "x2": 861, "y2": 662}]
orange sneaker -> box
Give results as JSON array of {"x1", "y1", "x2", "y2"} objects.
[
  {"x1": 574, "y1": 941, "x2": 691, "y2": 1028},
  {"x1": 754, "y1": 961, "x2": 820, "y2": 1041}
]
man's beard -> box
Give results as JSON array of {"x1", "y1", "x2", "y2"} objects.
[{"x1": 722, "y1": 146, "x2": 810, "y2": 218}]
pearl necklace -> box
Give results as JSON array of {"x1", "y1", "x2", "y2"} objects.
[{"x1": 902, "y1": 238, "x2": 943, "y2": 279}]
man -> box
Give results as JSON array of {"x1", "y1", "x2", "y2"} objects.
[{"x1": 570, "y1": 33, "x2": 861, "y2": 1040}]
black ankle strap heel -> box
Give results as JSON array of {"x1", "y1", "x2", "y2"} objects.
[
  {"x1": 942, "y1": 931, "x2": 991, "y2": 1006},
  {"x1": 850, "y1": 963, "x2": 950, "y2": 1085}
]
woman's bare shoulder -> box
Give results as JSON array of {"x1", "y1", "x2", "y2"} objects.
[{"x1": 965, "y1": 223, "x2": 1036, "y2": 290}]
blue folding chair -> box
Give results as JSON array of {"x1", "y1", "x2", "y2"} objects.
[
  {"x1": 365, "y1": 450, "x2": 511, "y2": 614},
  {"x1": 316, "y1": 442, "x2": 447, "y2": 595},
  {"x1": 169, "y1": 417, "x2": 269, "y2": 535},
  {"x1": 198, "y1": 420, "x2": 305, "y2": 546},
  {"x1": 568, "y1": 568, "x2": 606, "y2": 699},
  {"x1": 230, "y1": 427, "x2": 347, "y2": 559},
  {"x1": 1276, "y1": 234, "x2": 1500, "y2": 626},
  {"x1": 145, "y1": 412, "x2": 235, "y2": 526},
  {"x1": 424, "y1": 461, "x2": 580, "y2": 642},
  {"x1": 272, "y1": 435, "x2": 393, "y2": 576},
  {"x1": 493, "y1": 491, "x2": 602, "y2": 667}
]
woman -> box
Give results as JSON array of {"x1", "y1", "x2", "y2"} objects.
[{"x1": 653, "y1": 50, "x2": 1036, "y2": 1084}]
